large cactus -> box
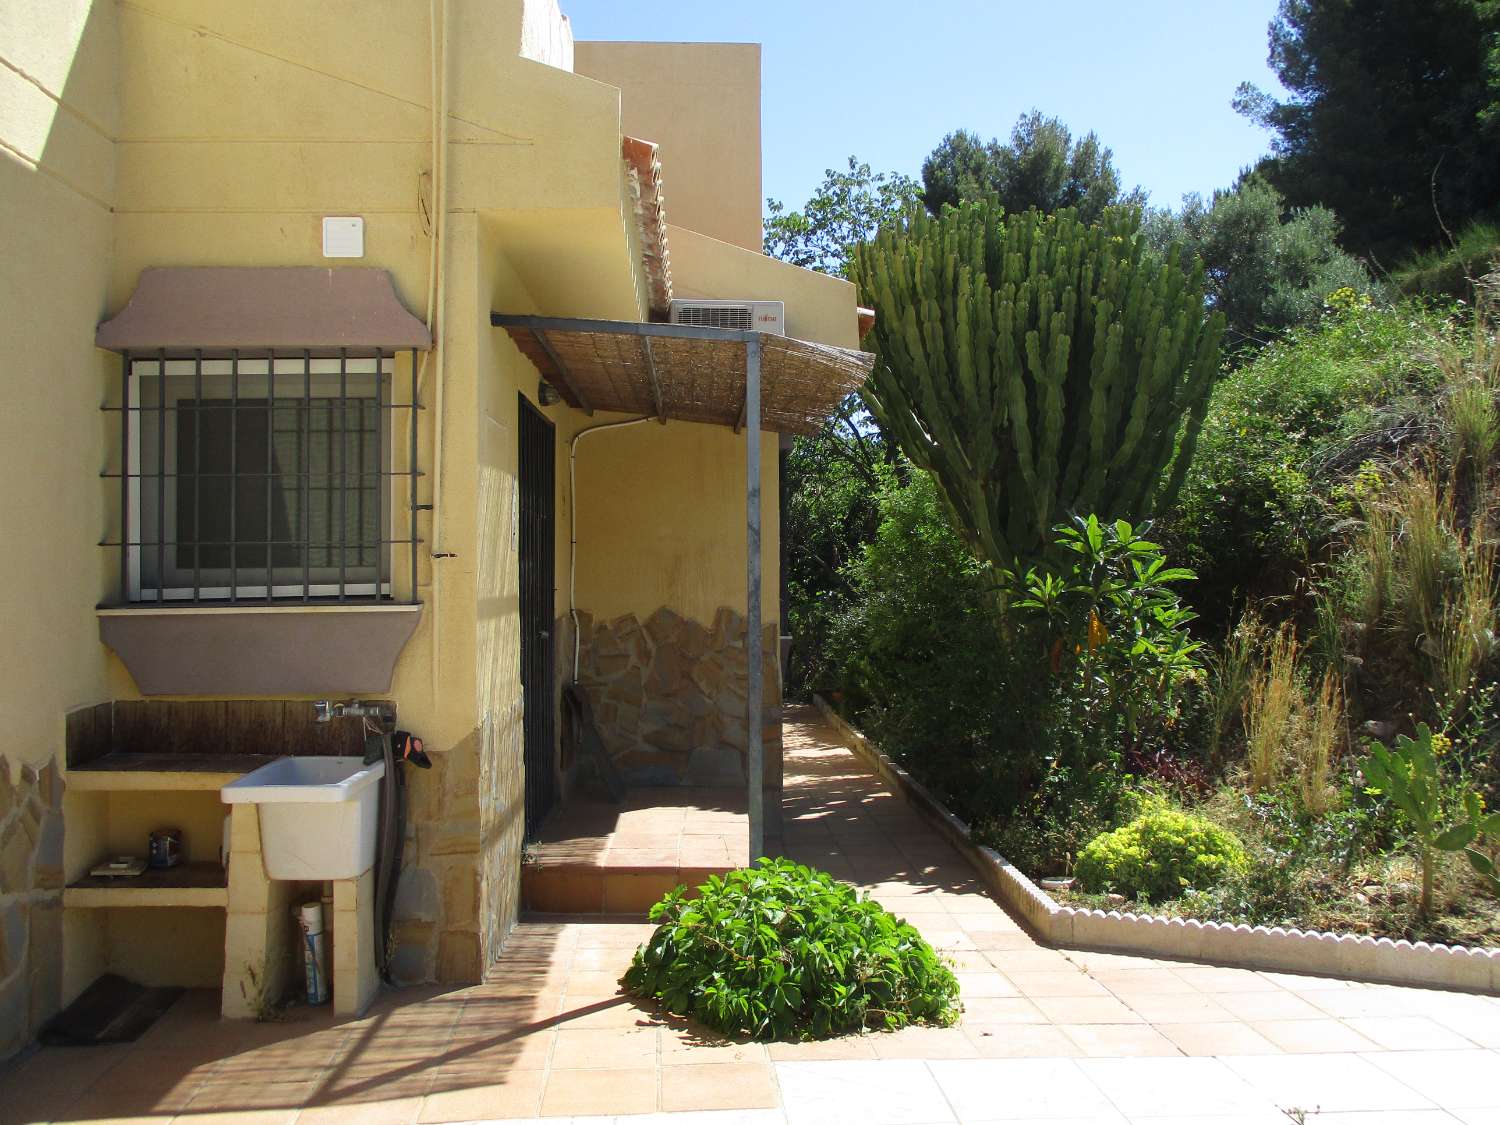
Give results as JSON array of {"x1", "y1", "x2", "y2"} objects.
[{"x1": 851, "y1": 201, "x2": 1225, "y2": 568}]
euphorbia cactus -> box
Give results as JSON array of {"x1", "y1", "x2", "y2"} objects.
[{"x1": 851, "y1": 201, "x2": 1225, "y2": 569}]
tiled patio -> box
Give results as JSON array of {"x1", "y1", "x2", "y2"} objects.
[{"x1": 4, "y1": 706, "x2": 1499, "y2": 1124}]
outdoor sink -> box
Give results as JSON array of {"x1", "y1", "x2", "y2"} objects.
[{"x1": 221, "y1": 756, "x2": 385, "y2": 880}]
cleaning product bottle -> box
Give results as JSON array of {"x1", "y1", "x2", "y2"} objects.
[{"x1": 297, "y1": 901, "x2": 331, "y2": 1004}]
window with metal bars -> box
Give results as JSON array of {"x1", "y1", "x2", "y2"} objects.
[{"x1": 106, "y1": 349, "x2": 423, "y2": 604}]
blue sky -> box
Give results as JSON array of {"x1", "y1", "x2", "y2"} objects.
[{"x1": 561, "y1": 0, "x2": 1288, "y2": 220}]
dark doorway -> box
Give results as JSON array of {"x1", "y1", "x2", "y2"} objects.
[{"x1": 518, "y1": 394, "x2": 557, "y2": 841}]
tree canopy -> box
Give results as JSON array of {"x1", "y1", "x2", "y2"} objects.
[
  {"x1": 920, "y1": 112, "x2": 1145, "y2": 221},
  {"x1": 1236, "y1": 0, "x2": 1500, "y2": 263},
  {"x1": 1145, "y1": 175, "x2": 1376, "y2": 354},
  {"x1": 764, "y1": 157, "x2": 920, "y2": 276}
]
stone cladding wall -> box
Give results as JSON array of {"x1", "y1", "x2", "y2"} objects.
[
  {"x1": 575, "y1": 606, "x2": 782, "y2": 792},
  {"x1": 0, "y1": 756, "x2": 64, "y2": 1058}
]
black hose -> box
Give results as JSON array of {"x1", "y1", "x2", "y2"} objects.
[{"x1": 369, "y1": 730, "x2": 404, "y2": 983}]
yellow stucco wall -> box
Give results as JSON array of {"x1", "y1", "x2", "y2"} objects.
[
  {"x1": 0, "y1": 0, "x2": 119, "y2": 1057},
  {"x1": 0, "y1": 1, "x2": 117, "y2": 774},
  {"x1": 571, "y1": 420, "x2": 779, "y2": 628},
  {"x1": 574, "y1": 40, "x2": 763, "y2": 253}
]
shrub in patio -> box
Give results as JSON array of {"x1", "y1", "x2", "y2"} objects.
[
  {"x1": 622, "y1": 857, "x2": 961, "y2": 1040},
  {"x1": 1074, "y1": 807, "x2": 1248, "y2": 902}
]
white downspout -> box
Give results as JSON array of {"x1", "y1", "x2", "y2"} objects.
[
  {"x1": 425, "y1": 0, "x2": 451, "y2": 695},
  {"x1": 569, "y1": 417, "x2": 651, "y2": 680}
]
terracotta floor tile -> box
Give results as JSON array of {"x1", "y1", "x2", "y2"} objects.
[
  {"x1": 570, "y1": 946, "x2": 633, "y2": 972},
  {"x1": 63, "y1": 1086, "x2": 198, "y2": 1121},
  {"x1": 1250, "y1": 1018, "x2": 1384, "y2": 1053},
  {"x1": 869, "y1": 1025, "x2": 980, "y2": 1058},
  {"x1": 953, "y1": 971, "x2": 1020, "y2": 999},
  {"x1": 182, "y1": 1078, "x2": 322, "y2": 1113},
  {"x1": 1007, "y1": 970, "x2": 1112, "y2": 998},
  {"x1": 293, "y1": 1095, "x2": 423, "y2": 1124},
  {"x1": 1157, "y1": 1020, "x2": 1284, "y2": 1056},
  {"x1": 1059, "y1": 1022, "x2": 1184, "y2": 1057},
  {"x1": 415, "y1": 1070, "x2": 546, "y2": 1122},
  {"x1": 173, "y1": 1110, "x2": 302, "y2": 1125},
  {"x1": 659, "y1": 1061, "x2": 779, "y2": 1112},
  {"x1": 766, "y1": 1035, "x2": 879, "y2": 1060},
  {"x1": 1173, "y1": 965, "x2": 1284, "y2": 992},
  {"x1": 962, "y1": 1022, "x2": 1083, "y2": 1057},
  {"x1": 1092, "y1": 968, "x2": 1199, "y2": 995},
  {"x1": 1342, "y1": 1015, "x2": 1483, "y2": 1051},
  {"x1": 659, "y1": 1030, "x2": 768, "y2": 1065},
  {"x1": 1212, "y1": 988, "x2": 1329, "y2": 1022},
  {"x1": 431, "y1": 1031, "x2": 556, "y2": 1072},
  {"x1": 538, "y1": 1066, "x2": 658, "y2": 1116},
  {"x1": 561, "y1": 970, "x2": 629, "y2": 999},
  {"x1": 962, "y1": 996, "x2": 1050, "y2": 1024},
  {"x1": 1032, "y1": 995, "x2": 1145, "y2": 1024},
  {"x1": 550, "y1": 1026, "x2": 658, "y2": 1069},
  {"x1": 1117, "y1": 991, "x2": 1237, "y2": 1024}
]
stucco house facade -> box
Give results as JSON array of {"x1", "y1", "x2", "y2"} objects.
[{"x1": 0, "y1": 0, "x2": 867, "y2": 1058}]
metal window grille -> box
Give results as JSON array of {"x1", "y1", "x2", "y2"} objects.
[{"x1": 103, "y1": 348, "x2": 424, "y2": 604}]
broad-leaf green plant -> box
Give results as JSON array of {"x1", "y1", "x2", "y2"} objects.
[
  {"x1": 622, "y1": 858, "x2": 961, "y2": 1040},
  {"x1": 1359, "y1": 724, "x2": 1500, "y2": 917},
  {"x1": 1004, "y1": 515, "x2": 1202, "y2": 742}
]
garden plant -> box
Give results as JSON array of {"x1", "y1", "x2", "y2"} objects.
[{"x1": 623, "y1": 858, "x2": 961, "y2": 1040}]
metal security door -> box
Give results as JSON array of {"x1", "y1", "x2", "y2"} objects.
[{"x1": 518, "y1": 395, "x2": 557, "y2": 840}]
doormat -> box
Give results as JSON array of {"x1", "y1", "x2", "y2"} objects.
[{"x1": 38, "y1": 973, "x2": 184, "y2": 1046}]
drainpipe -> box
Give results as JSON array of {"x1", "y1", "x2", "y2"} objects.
[
  {"x1": 425, "y1": 0, "x2": 452, "y2": 695},
  {"x1": 568, "y1": 417, "x2": 651, "y2": 681}
]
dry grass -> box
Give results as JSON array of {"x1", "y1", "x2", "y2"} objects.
[
  {"x1": 1390, "y1": 467, "x2": 1455, "y2": 640},
  {"x1": 1434, "y1": 541, "x2": 1498, "y2": 711},
  {"x1": 1298, "y1": 669, "x2": 1342, "y2": 815},
  {"x1": 1207, "y1": 609, "x2": 1265, "y2": 764},
  {"x1": 1244, "y1": 623, "x2": 1301, "y2": 793}
]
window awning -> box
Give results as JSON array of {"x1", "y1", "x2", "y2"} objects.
[
  {"x1": 490, "y1": 314, "x2": 874, "y2": 435},
  {"x1": 96, "y1": 267, "x2": 432, "y2": 354}
]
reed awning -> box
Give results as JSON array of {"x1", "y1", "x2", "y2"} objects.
[{"x1": 490, "y1": 314, "x2": 874, "y2": 435}]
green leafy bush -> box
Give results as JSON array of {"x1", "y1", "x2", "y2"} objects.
[
  {"x1": 827, "y1": 471, "x2": 1055, "y2": 816},
  {"x1": 621, "y1": 858, "x2": 961, "y2": 1040},
  {"x1": 1004, "y1": 515, "x2": 1203, "y2": 742},
  {"x1": 1074, "y1": 808, "x2": 1248, "y2": 902},
  {"x1": 1163, "y1": 300, "x2": 1452, "y2": 629}
]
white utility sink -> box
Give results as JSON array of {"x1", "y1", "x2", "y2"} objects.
[{"x1": 222, "y1": 756, "x2": 385, "y2": 880}]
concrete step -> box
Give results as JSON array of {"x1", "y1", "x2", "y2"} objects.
[{"x1": 520, "y1": 861, "x2": 733, "y2": 916}]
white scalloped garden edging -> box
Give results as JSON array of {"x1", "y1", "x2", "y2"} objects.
[{"x1": 811, "y1": 695, "x2": 1500, "y2": 995}]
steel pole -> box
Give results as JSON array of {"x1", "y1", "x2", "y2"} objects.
[{"x1": 745, "y1": 334, "x2": 763, "y2": 863}]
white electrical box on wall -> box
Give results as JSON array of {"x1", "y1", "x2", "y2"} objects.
[{"x1": 322, "y1": 216, "x2": 365, "y2": 258}]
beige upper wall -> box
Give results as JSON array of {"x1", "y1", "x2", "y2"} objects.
[
  {"x1": 668, "y1": 224, "x2": 861, "y2": 349},
  {"x1": 574, "y1": 41, "x2": 762, "y2": 254}
]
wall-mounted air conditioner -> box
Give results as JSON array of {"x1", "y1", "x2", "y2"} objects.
[{"x1": 669, "y1": 299, "x2": 785, "y2": 336}]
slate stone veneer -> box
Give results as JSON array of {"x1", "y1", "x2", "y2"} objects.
[
  {"x1": 575, "y1": 605, "x2": 783, "y2": 789},
  {"x1": 0, "y1": 756, "x2": 64, "y2": 1059}
]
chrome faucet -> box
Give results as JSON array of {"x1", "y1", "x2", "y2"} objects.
[{"x1": 312, "y1": 699, "x2": 396, "y2": 724}]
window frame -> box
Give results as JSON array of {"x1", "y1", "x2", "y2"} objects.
[{"x1": 122, "y1": 351, "x2": 399, "y2": 604}]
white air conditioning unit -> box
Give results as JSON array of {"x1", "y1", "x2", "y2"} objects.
[{"x1": 669, "y1": 299, "x2": 785, "y2": 336}]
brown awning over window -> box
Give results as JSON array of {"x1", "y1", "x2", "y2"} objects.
[
  {"x1": 491, "y1": 314, "x2": 874, "y2": 435},
  {"x1": 96, "y1": 267, "x2": 432, "y2": 353}
]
